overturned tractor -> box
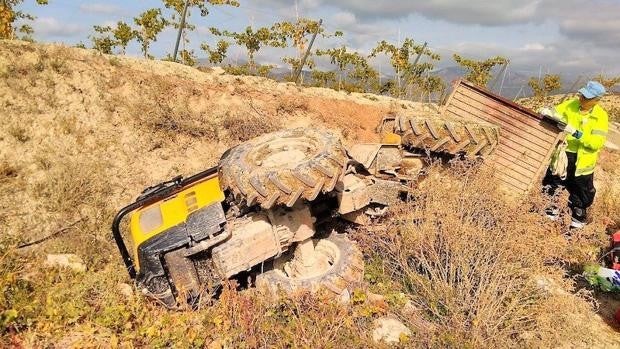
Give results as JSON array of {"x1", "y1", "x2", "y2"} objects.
[
  {"x1": 112, "y1": 80, "x2": 565, "y2": 308},
  {"x1": 112, "y1": 111, "x2": 502, "y2": 308}
]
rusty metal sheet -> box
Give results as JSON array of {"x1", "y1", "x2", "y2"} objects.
[{"x1": 441, "y1": 79, "x2": 564, "y2": 196}]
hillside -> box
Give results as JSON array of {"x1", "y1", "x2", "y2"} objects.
[{"x1": 1, "y1": 40, "x2": 619, "y2": 348}]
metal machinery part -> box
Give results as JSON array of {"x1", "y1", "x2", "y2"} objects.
[
  {"x1": 255, "y1": 232, "x2": 364, "y2": 296},
  {"x1": 211, "y1": 203, "x2": 316, "y2": 278}
]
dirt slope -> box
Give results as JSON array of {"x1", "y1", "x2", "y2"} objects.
[{"x1": 1, "y1": 40, "x2": 619, "y2": 348}]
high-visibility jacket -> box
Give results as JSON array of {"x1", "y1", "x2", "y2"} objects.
[{"x1": 554, "y1": 98, "x2": 608, "y2": 176}]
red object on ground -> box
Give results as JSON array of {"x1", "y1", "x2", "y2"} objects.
[
  {"x1": 612, "y1": 231, "x2": 620, "y2": 270},
  {"x1": 615, "y1": 307, "x2": 620, "y2": 325}
]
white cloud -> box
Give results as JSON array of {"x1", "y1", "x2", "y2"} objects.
[
  {"x1": 520, "y1": 43, "x2": 545, "y2": 51},
  {"x1": 32, "y1": 17, "x2": 84, "y2": 38},
  {"x1": 332, "y1": 11, "x2": 356, "y2": 27},
  {"x1": 79, "y1": 3, "x2": 123, "y2": 15}
]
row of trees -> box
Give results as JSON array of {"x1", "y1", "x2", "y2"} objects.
[
  {"x1": 3, "y1": 1, "x2": 619, "y2": 101},
  {"x1": 69, "y1": 0, "x2": 513, "y2": 100}
]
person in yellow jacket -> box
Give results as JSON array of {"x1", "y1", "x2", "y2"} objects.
[{"x1": 541, "y1": 80, "x2": 608, "y2": 229}]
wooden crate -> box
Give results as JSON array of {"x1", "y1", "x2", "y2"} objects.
[{"x1": 441, "y1": 79, "x2": 564, "y2": 195}]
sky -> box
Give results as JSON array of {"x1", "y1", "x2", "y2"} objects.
[{"x1": 18, "y1": 0, "x2": 620, "y2": 80}]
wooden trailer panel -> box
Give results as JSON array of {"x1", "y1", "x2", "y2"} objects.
[{"x1": 441, "y1": 79, "x2": 564, "y2": 196}]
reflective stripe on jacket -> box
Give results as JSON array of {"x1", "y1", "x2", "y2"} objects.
[{"x1": 554, "y1": 98, "x2": 608, "y2": 176}]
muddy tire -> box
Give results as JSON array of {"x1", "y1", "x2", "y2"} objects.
[
  {"x1": 393, "y1": 115, "x2": 500, "y2": 156},
  {"x1": 255, "y1": 233, "x2": 364, "y2": 296},
  {"x1": 219, "y1": 128, "x2": 347, "y2": 209}
]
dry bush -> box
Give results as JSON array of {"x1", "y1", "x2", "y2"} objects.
[
  {"x1": 0, "y1": 161, "x2": 19, "y2": 179},
  {"x1": 6, "y1": 124, "x2": 29, "y2": 143},
  {"x1": 354, "y1": 161, "x2": 592, "y2": 348},
  {"x1": 276, "y1": 98, "x2": 309, "y2": 115},
  {"x1": 608, "y1": 106, "x2": 619, "y2": 123},
  {"x1": 135, "y1": 99, "x2": 219, "y2": 140},
  {"x1": 221, "y1": 112, "x2": 281, "y2": 143}
]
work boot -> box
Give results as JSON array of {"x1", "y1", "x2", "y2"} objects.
[
  {"x1": 569, "y1": 207, "x2": 587, "y2": 229},
  {"x1": 545, "y1": 207, "x2": 560, "y2": 221},
  {"x1": 569, "y1": 218, "x2": 586, "y2": 230}
]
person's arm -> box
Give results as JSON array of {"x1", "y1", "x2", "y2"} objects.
[
  {"x1": 578, "y1": 113, "x2": 608, "y2": 151},
  {"x1": 553, "y1": 99, "x2": 573, "y2": 123}
]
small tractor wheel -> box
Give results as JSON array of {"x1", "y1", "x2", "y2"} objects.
[
  {"x1": 393, "y1": 115, "x2": 500, "y2": 157},
  {"x1": 255, "y1": 233, "x2": 364, "y2": 297},
  {"x1": 219, "y1": 128, "x2": 347, "y2": 209}
]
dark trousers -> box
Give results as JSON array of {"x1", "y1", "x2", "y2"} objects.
[{"x1": 542, "y1": 152, "x2": 596, "y2": 222}]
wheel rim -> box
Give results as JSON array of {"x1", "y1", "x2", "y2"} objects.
[
  {"x1": 274, "y1": 239, "x2": 342, "y2": 280},
  {"x1": 247, "y1": 134, "x2": 322, "y2": 170}
]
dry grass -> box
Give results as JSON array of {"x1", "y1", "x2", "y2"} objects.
[
  {"x1": 353, "y1": 162, "x2": 595, "y2": 348},
  {"x1": 221, "y1": 112, "x2": 282, "y2": 143}
]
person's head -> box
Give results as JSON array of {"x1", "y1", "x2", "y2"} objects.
[{"x1": 577, "y1": 80, "x2": 605, "y2": 110}]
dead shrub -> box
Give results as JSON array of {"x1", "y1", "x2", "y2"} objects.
[
  {"x1": 7, "y1": 124, "x2": 30, "y2": 142},
  {"x1": 221, "y1": 113, "x2": 281, "y2": 143},
  {"x1": 0, "y1": 161, "x2": 18, "y2": 179},
  {"x1": 135, "y1": 98, "x2": 218, "y2": 140},
  {"x1": 276, "y1": 98, "x2": 309, "y2": 115},
  {"x1": 355, "y1": 161, "x2": 592, "y2": 348}
]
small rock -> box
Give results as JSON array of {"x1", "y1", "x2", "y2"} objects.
[
  {"x1": 44, "y1": 254, "x2": 86, "y2": 273},
  {"x1": 372, "y1": 316, "x2": 411, "y2": 344},
  {"x1": 207, "y1": 338, "x2": 224, "y2": 349},
  {"x1": 337, "y1": 289, "x2": 351, "y2": 305},
  {"x1": 535, "y1": 276, "x2": 568, "y2": 296},
  {"x1": 117, "y1": 283, "x2": 133, "y2": 299},
  {"x1": 401, "y1": 300, "x2": 419, "y2": 316},
  {"x1": 367, "y1": 292, "x2": 386, "y2": 303},
  {"x1": 367, "y1": 292, "x2": 388, "y2": 310},
  {"x1": 210, "y1": 66, "x2": 226, "y2": 75}
]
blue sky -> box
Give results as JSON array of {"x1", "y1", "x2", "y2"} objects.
[{"x1": 19, "y1": 0, "x2": 620, "y2": 78}]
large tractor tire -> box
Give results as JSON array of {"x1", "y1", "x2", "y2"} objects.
[
  {"x1": 219, "y1": 128, "x2": 347, "y2": 209},
  {"x1": 255, "y1": 233, "x2": 364, "y2": 296},
  {"x1": 393, "y1": 115, "x2": 500, "y2": 157}
]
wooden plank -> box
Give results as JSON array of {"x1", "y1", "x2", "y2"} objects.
[
  {"x1": 496, "y1": 173, "x2": 530, "y2": 191},
  {"x1": 480, "y1": 162, "x2": 530, "y2": 192},
  {"x1": 450, "y1": 93, "x2": 555, "y2": 140},
  {"x1": 497, "y1": 178, "x2": 528, "y2": 193},
  {"x1": 456, "y1": 86, "x2": 557, "y2": 133},
  {"x1": 491, "y1": 154, "x2": 538, "y2": 179},
  {"x1": 445, "y1": 109, "x2": 550, "y2": 157},
  {"x1": 441, "y1": 79, "x2": 564, "y2": 196},
  {"x1": 493, "y1": 159, "x2": 536, "y2": 186},
  {"x1": 439, "y1": 80, "x2": 460, "y2": 115},
  {"x1": 444, "y1": 100, "x2": 552, "y2": 147},
  {"x1": 457, "y1": 80, "x2": 545, "y2": 121},
  {"x1": 529, "y1": 135, "x2": 564, "y2": 191},
  {"x1": 448, "y1": 104, "x2": 554, "y2": 152},
  {"x1": 494, "y1": 148, "x2": 544, "y2": 172}
]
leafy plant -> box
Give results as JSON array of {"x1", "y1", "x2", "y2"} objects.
[
  {"x1": 316, "y1": 46, "x2": 378, "y2": 92},
  {"x1": 272, "y1": 18, "x2": 341, "y2": 80},
  {"x1": 90, "y1": 25, "x2": 116, "y2": 54},
  {"x1": 162, "y1": 0, "x2": 239, "y2": 65},
  {"x1": 311, "y1": 70, "x2": 337, "y2": 88},
  {"x1": 113, "y1": 21, "x2": 137, "y2": 55},
  {"x1": 453, "y1": 54, "x2": 508, "y2": 87},
  {"x1": 528, "y1": 74, "x2": 561, "y2": 107},
  {"x1": 209, "y1": 26, "x2": 284, "y2": 72},
  {"x1": 370, "y1": 38, "x2": 440, "y2": 98},
  {"x1": 134, "y1": 8, "x2": 169, "y2": 59},
  {"x1": 593, "y1": 74, "x2": 620, "y2": 90},
  {"x1": 201, "y1": 39, "x2": 230, "y2": 64},
  {"x1": 0, "y1": 0, "x2": 48, "y2": 40}
]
